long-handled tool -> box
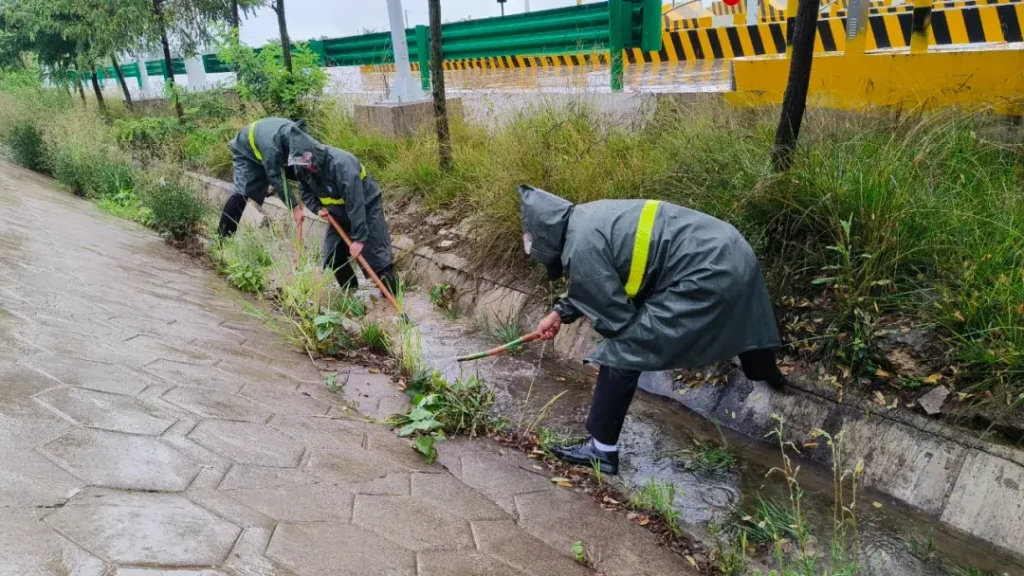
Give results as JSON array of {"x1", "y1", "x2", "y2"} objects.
[
  {"x1": 324, "y1": 212, "x2": 408, "y2": 322},
  {"x1": 456, "y1": 331, "x2": 542, "y2": 362}
]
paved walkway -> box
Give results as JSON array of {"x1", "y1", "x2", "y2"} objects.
[{"x1": 0, "y1": 161, "x2": 692, "y2": 576}]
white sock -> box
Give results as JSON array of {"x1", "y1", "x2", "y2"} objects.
[{"x1": 592, "y1": 438, "x2": 618, "y2": 453}]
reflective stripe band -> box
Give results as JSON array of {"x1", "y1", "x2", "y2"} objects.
[
  {"x1": 248, "y1": 122, "x2": 263, "y2": 162},
  {"x1": 624, "y1": 200, "x2": 661, "y2": 299},
  {"x1": 320, "y1": 197, "x2": 345, "y2": 205},
  {"x1": 360, "y1": 164, "x2": 366, "y2": 179}
]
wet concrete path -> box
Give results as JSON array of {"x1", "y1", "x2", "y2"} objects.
[{"x1": 0, "y1": 160, "x2": 695, "y2": 575}]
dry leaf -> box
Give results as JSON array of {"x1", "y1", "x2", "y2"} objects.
[
  {"x1": 922, "y1": 373, "x2": 942, "y2": 384},
  {"x1": 603, "y1": 496, "x2": 620, "y2": 505},
  {"x1": 368, "y1": 368, "x2": 381, "y2": 374},
  {"x1": 873, "y1": 501, "x2": 883, "y2": 509},
  {"x1": 532, "y1": 465, "x2": 543, "y2": 471},
  {"x1": 638, "y1": 517, "x2": 650, "y2": 526},
  {"x1": 731, "y1": 411, "x2": 737, "y2": 419},
  {"x1": 742, "y1": 515, "x2": 753, "y2": 522},
  {"x1": 686, "y1": 556, "x2": 697, "y2": 568},
  {"x1": 874, "y1": 391, "x2": 886, "y2": 406},
  {"x1": 531, "y1": 449, "x2": 545, "y2": 455},
  {"x1": 550, "y1": 477, "x2": 571, "y2": 484},
  {"x1": 954, "y1": 310, "x2": 966, "y2": 322},
  {"x1": 555, "y1": 481, "x2": 573, "y2": 488},
  {"x1": 875, "y1": 368, "x2": 891, "y2": 379},
  {"x1": 803, "y1": 442, "x2": 819, "y2": 448}
]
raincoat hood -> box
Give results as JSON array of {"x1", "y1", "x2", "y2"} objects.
[
  {"x1": 519, "y1": 185, "x2": 573, "y2": 278},
  {"x1": 284, "y1": 124, "x2": 328, "y2": 173}
]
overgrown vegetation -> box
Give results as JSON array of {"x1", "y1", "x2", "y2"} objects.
[
  {"x1": 630, "y1": 479, "x2": 684, "y2": 537},
  {"x1": 686, "y1": 442, "x2": 737, "y2": 474},
  {"x1": 428, "y1": 283, "x2": 458, "y2": 319}
]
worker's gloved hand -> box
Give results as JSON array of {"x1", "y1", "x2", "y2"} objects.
[
  {"x1": 535, "y1": 310, "x2": 561, "y2": 341},
  {"x1": 349, "y1": 241, "x2": 364, "y2": 260}
]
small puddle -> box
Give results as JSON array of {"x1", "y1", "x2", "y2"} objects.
[{"x1": 405, "y1": 290, "x2": 1023, "y2": 576}]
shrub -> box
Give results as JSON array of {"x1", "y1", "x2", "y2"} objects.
[
  {"x1": 111, "y1": 117, "x2": 182, "y2": 156},
  {"x1": 7, "y1": 118, "x2": 47, "y2": 171},
  {"x1": 218, "y1": 31, "x2": 328, "y2": 121},
  {"x1": 141, "y1": 179, "x2": 209, "y2": 240}
]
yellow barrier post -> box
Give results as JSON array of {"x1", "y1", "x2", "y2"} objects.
[
  {"x1": 845, "y1": 0, "x2": 869, "y2": 54},
  {"x1": 910, "y1": 0, "x2": 932, "y2": 53}
]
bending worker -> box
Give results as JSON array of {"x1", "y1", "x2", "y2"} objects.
[
  {"x1": 217, "y1": 117, "x2": 319, "y2": 239},
  {"x1": 287, "y1": 145, "x2": 396, "y2": 293},
  {"x1": 521, "y1": 185, "x2": 784, "y2": 475}
]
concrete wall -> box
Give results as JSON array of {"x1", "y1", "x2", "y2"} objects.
[{"x1": 728, "y1": 49, "x2": 1024, "y2": 116}]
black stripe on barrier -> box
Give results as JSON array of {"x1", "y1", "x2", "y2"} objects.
[
  {"x1": 625, "y1": 49, "x2": 636, "y2": 64},
  {"x1": 769, "y1": 22, "x2": 787, "y2": 52},
  {"x1": 546, "y1": 56, "x2": 555, "y2": 66},
  {"x1": 642, "y1": 50, "x2": 653, "y2": 63},
  {"x1": 523, "y1": 57, "x2": 532, "y2": 67},
  {"x1": 965, "y1": 0, "x2": 977, "y2": 5},
  {"x1": 998, "y1": 4, "x2": 1023, "y2": 41},
  {"x1": 869, "y1": 15, "x2": 892, "y2": 48},
  {"x1": 817, "y1": 20, "x2": 837, "y2": 50},
  {"x1": 748, "y1": 25, "x2": 767, "y2": 54},
  {"x1": 725, "y1": 27, "x2": 744, "y2": 56},
  {"x1": 930, "y1": 11, "x2": 953, "y2": 43},
  {"x1": 706, "y1": 29, "x2": 724, "y2": 58},
  {"x1": 962, "y1": 8, "x2": 987, "y2": 41},
  {"x1": 670, "y1": 31, "x2": 687, "y2": 59},
  {"x1": 658, "y1": 45, "x2": 670, "y2": 61},
  {"x1": 687, "y1": 30, "x2": 706, "y2": 59},
  {"x1": 901, "y1": 11, "x2": 915, "y2": 43}
]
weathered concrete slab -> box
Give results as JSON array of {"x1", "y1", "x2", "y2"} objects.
[
  {"x1": 163, "y1": 386, "x2": 270, "y2": 423},
  {"x1": 188, "y1": 420, "x2": 304, "y2": 467},
  {"x1": 144, "y1": 358, "x2": 243, "y2": 392},
  {"x1": 42, "y1": 428, "x2": 200, "y2": 491},
  {"x1": 224, "y1": 483, "x2": 355, "y2": 523},
  {"x1": 267, "y1": 523, "x2": 417, "y2": 576},
  {"x1": 35, "y1": 386, "x2": 177, "y2": 435},
  {"x1": 22, "y1": 353, "x2": 153, "y2": 396},
  {"x1": 0, "y1": 448, "x2": 82, "y2": 508},
  {"x1": 46, "y1": 489, "x2": 241, "y2": 566},
  {"x1": 417, "y1": 551, "x2": 528, "y2": 576},
  {"x1": 471, "y1": 519, "x2": 592, "y2": 576},
  {"x1": 0, "y1": 510, "x2": 106, "y2": 576},
  {"x1": 353, "y1": 494, "x2": 475, "y2": 551},
  {"x1": 941, "y1": 450, "x2": 1024, "y2": 557}
]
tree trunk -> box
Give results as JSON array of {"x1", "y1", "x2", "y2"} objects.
[
  {"x1": 153, "y1": 0, "x2": 185, "y2": 121},
  {"x1": 770, "y1": 0, "x2": 821, "y2": 172},
  {"x1": 90, "y1": 66, "x2": 106, "y2": 111},
  {"x1": 76, "y1": 78, "x2": 87, "y2": 104},
  {"x1": 231, "y1": 0, "x2": 240, "y2": 28},
  {"x1": 275, "y1": 0, "x2": 293, "y2": 73},
  {"x1": 111, "y1": 54, "x2": 133, "y2": 109},
  {"x1": 427, "y1": 0, "x2": 452, "y2": 171}
]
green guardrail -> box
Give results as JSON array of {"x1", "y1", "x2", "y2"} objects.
[{"x1": 92, "y1": 0, "x2": 662, "y2": 92}]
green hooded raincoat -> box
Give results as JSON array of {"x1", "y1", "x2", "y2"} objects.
[
  {"x1": 230, "y1": 117, "x2": 320, "y2": 208},
  {"x1": 520, "y1": 185, "x2": 780, "y2": 372}
]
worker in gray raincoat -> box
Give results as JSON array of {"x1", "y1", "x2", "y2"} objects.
[
  {"x1": 217, "y1": 117, "x2": 320, "y2": 239},
  {"x1": 287, "y1": 144, "x2": 396, "y2": 293},
  {"x1": 521, "y1": 185, "x2": 784, "y2": 475}
]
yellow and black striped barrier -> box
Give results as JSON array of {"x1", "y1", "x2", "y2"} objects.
[
  {"x1": 835, "y1": 0, "x2": 1020, "y2": 17},
  {"x1": 363, "y1": 1, "x2": 1024, "y2": 73}
]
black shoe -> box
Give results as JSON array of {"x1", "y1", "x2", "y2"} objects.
[{"x1": 552, "y1": 438, "x2": 619, "y2": 475}]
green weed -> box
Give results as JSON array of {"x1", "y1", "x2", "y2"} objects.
[
  {"x1": 710, "y1": 519, "x2": 748, "y2": 576},
  {"x1": 6, "y1": 118, "x2": 46, "y2": 171},
  {"x1": 571, "y1": 540, "x2": 586, "y2": 564},
  {"x1": 590, "y1": 458, "x2": 603, "y2": 487},
  {"x1": 140, "y1": 178, "x2": 210, "y2": 241},
  {"x1": 630, "y1": 479, "x2": 683, "y2": 537},
  {"x1": 731, "y1": 495, "x2": 809, "y2": 545},
  {"x1": 686, "y1": 442, "x2": 737, "y2": 474},
  {"x1": 360, "y1": 320, "x2": 390, "y2": 354},
  {"x1": 96, "y1": 188, "x2": 153, "y2": 225},
  {"x1": 493, "y1": 317, "x2": 522, "y2": 349},
  {"x1": 429, "y1": 283, "x2": 458, "y2": 318},
  {"x1": 212, "y1": 227, "x2": 273, "y2": 294}
]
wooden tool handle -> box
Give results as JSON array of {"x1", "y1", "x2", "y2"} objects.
[
  {"x1": 324, "y1": 213, "x2": 401, "y2": 315},
  {"x1": 456, "y1": 331, "x2": 542, "y2": 362}
]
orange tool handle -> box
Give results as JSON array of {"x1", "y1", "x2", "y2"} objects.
[
  {"x1": 456, "y1": 331, "x2": 542, "y2": 362},
  {"x1": 324, "y1": 213, "x2": 401, "y2": 315}
]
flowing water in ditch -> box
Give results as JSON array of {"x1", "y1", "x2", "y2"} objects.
[{"x1": 402, "y1": 290, "x2": 1023, "y2": 576}]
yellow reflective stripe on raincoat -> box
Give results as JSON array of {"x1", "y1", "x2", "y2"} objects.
[
  {"x1": 319, "y1": 197, "x2": 345, "y2": 205},
  {"x1": 360, "y1": 164, "x2": 366, "y2": 179},
  {"x1": 624, "y1": 200, "x2": 661, "y2": 298},
  {"x1": 248, "y1": 122, "x2": 263, "y2": 162}
]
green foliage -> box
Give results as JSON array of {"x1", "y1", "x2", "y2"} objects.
[
  {"x1": 731, "y1": 496, "x2": 809, "y2": 545},
  {"x1": 571, "y1": 540, "x2": 586, "y2": 564},
  {"x1": 140, "y1": 178, "x2": 209, "y2": 240},
  {"x1": 429, "y1": 283, "x2": 457, "y2": 318},
  {"x1": 686, "y1": 442, "x2": 737, "y2": 474},
  {"x1": 630, "y1": 479, "x2": 683, "y2": 537},
  {"x1": 493, "y1": 318, "x2": 522, "y2": 347},
  {"x1": 325, "y1": 373, "x2": 341, "y2": 393},
  {"x1": 6, "y1": 118, "x2": 47, "y2": 171},
  {"x1": 360, "y1": 320, "x2": 390, "y2": 354},
  {"x1": 112, "y1": 117, "x2": 182, "y2": 155},
  {"x1": 96, "y1": 188, "x2": 152, "y2": 225},
  {"x1": 218, "y1": 31, "x2": 327, "y2": 121},
  {"x1": 390, "y1": 370, "x2": 496, "y2": 461}
]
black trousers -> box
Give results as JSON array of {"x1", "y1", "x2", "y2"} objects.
[
  {"x1": 323, "y1": 211, "x2": 397, "y2": 294},
  {"x1": 586, "y1": 348, "x2": 784, "y2": 446}
]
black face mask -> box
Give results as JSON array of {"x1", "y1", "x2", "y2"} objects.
[{"x1": 544, "y1": 260, "x2": 564, "y2": 281}]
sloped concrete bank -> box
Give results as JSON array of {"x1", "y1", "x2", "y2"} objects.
[{"x1": 189, "y1": 173, "x2": 1024, "y2": 567}]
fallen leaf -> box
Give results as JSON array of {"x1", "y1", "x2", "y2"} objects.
[
  {"x1": 531, "y1": 449, "x2": 546, "y2": 455},
  {"x1": 803, "y1": 442, "x2": 818, "y2": 448},
  {"x1": 874, "y1": 391, "x2": 886, "y2": 406},
  {"x1": 742, "y1": 515, "x2": 753, "y2": 522},
  {"x1": 555, "y1": 481, "x2": 573, "y2": 488},
  {"x1": 954, "y1": 310, "x2": 966, "y2": 322},
  {"x1": 875, "y1": 368, "x2": 891, "y2": 379},
  {"x1": 550, "y1": 477, "x2": 571, "y2": 484},
  {"x1": 731, "y1": 411, "x2": 737, "y2": 419},
  {"x1": 638, "y1": 517, "x2": 650, "y2": 526},
  {"x1": 922, "y1": 373, "x2": 942, "y2": 384},
  {"x1": 368, "y1": 368, "x2": 380, "y2": 374},
  {"x1": 686, "y1": 556, "x2": 697, "y2": 568},
  {"x1": 532, "y1": 465, "x2": 543, "y2": 471},
  {"x1": 603, "y1": 496, "x2": 620, "y2": 505},
  {"x1": 901, "y1": 327, "x2": 911, "y2": 334},
  {"x1": 677, "y1": 389, "x2": 688, "y2": 397},
  {"x1": 873, "y1": 501, "x2": 883, "y2": 509}
]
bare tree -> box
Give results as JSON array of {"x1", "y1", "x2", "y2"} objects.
[
  {"x1": 110, "y1": 54, "x2": 133, "y2": 109},
  {"x1": 428, "y1": 0, "x2": 451, "y2": 170},
  {"x1": 770, "y1": 0, "x2": 821, "y2": 171},
  {"x1": 270, "y1": 0, "x2": 292, "y2": 73}
]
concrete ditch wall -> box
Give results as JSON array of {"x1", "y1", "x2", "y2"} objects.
[{"x1": 188, "y1": 173, "x2": 1024, "y2": 565}]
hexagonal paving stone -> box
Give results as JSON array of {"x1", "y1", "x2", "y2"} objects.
[
  {"x1": 144, "y1": 359, "x2": 242, "y2": 393},
  {"x1": 125, "y1": 335, "x2": 214, "y2": 366},
  {"x1": 188, "y1": 420, "x2": 304, "y2": 467},
  {"x1": 0, "y1": 363, "x2": 60, "y2": 405},
  {"x1": 22, "y1": 353, "x2": 153, "y2": 395},
  {"x1": 352, "y1": 495, "x2": 474, "y2": 551},
  {"x1": 410, "y1": 473, "x2": 507, "y2": 521},
  {"x1": 162, "y1": 387, "x2": 270, "y2": 422},
  {"x1": 417, "y1": 551, "x2": 527, "y2": 576},
  {"x1": 15, "y1": 326, "x2": 129, "y2": 365},
  {"x1": 237, "y1": 382, "x2": 330, "y2": 417},
  {"x1": 43, "y1": 428, "x2": 201, "y2": 491},
  {"x1": 46, "y1": 489, "x2": 241, "y2": 566},
  {"x1": 0, "y1": 448, "x2": 82, "y2": 509},
  {"x1": 0, "y1": 510, "x2": 106, "y2": 576},
  {"x1": 222, "y1": 483, "x2": 354, "y2": 523},
  {"x1": 267, "y1": 523, "x2": 415, "y2": 576},
  {"x1": 35, "y1": 387, "x2": 177, "y2": 435}
]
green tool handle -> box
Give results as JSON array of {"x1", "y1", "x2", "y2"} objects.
[{"x1": 456, "y1": 331, "x2": 542, "y2": 362}]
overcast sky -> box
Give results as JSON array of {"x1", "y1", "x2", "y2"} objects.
[{"x1": 239, "y1": 0, "x2": 605, "y2": 46}]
